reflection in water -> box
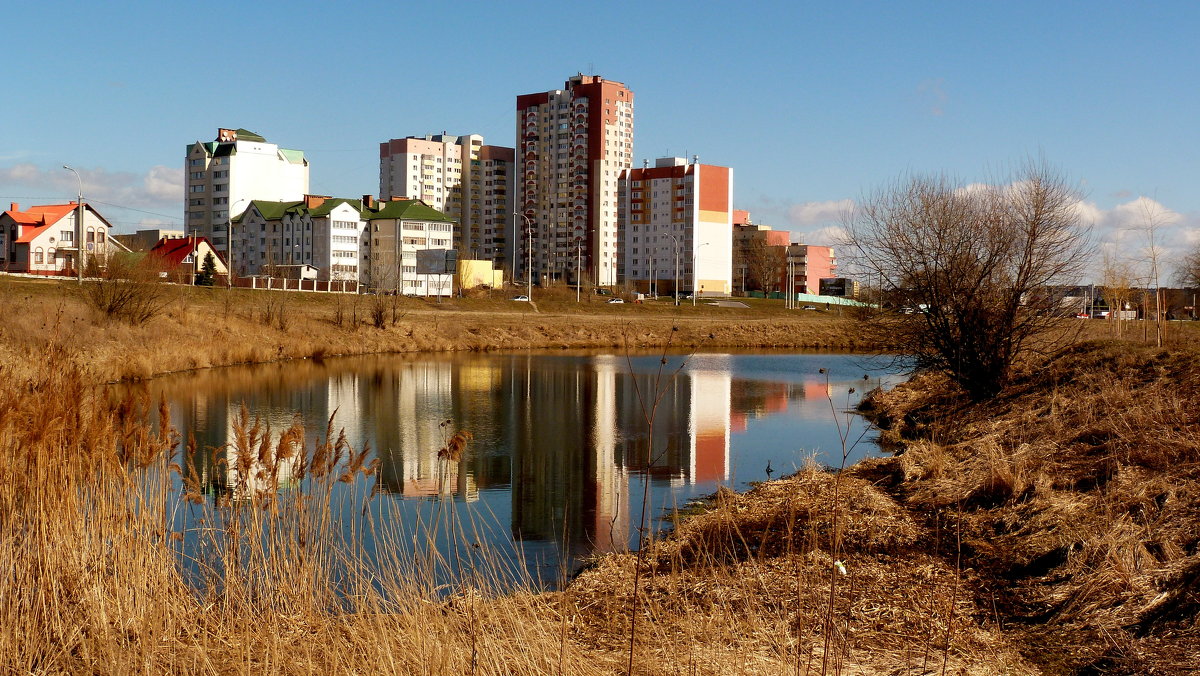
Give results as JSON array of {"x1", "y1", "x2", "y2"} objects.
[{"x1": 148, "y1": 351, "x2": 901, "y2": 582}]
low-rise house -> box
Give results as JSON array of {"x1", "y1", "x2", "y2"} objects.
[
  {"x1": 148, "y1": 236, "x2": 229, "y2": 283},
  {"x1": 114, "y1": 228, "x2": 185, "y2": 252},
  {"x1": 0, "y1": 202, "x2": 114, "y2": 275}
]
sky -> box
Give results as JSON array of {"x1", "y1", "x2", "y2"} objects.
[{"x1": 2, "y1": 0, "x2": 1197, "y2": 281}]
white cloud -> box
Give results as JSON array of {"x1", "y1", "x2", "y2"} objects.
[
  {"x1": 1074, "y1": 196, "x2": 1199, "y2": 282},
  {"x1": 0, "y1": 162, "x2": 182, "y2": 212}
]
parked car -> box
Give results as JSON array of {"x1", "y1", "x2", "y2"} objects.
[
  {"x1": 511, "y1": 295, "x2": 530, "y2": 302},
  {"x1": 802, "y1": 305, "x2": 818, "y2": 310},
  {"x1": 606, "y1": 298, "x2": 624, "y2": 304}
]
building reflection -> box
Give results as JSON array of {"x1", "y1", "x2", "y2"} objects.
[{"x1": 161, "y1": 352, "x2": 834, "y2": 555}]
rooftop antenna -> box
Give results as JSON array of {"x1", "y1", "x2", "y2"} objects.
[
  {"x1": 643, "y1": 159, "x2": 649, "y2": 169},
  {"x1": 693, "y1": 154, "x2": 699, "y2": 165},
  {"x1": 588, "y1": 61, "x2": 594, "y2": 75}
]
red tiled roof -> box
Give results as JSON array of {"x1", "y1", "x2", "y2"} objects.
[
  {"x1": 149, "y1": 236, "x2": 224, "y2": 268},
  {"x1": 6, "y1": 203, "x2": 78, "y2": 243},
  {"x1": 150, "y1": 237, "x2": 198, "y2": 267}
]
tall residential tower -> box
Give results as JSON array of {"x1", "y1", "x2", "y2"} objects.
[{"x1": 516, "y1": 74, "x2": 633, "y2": 287}]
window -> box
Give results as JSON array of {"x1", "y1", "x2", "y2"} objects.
[
  {"x1": 60, "y1": 230, "x2": 73, "y2": 242},
  {"x1": 213, "y1": 184, "x2": 227, "y2": 193},
  {"x1": 86, "y1": 229, "x2": 95, "y2": 244},
  {"x1": 189, "y1": 185, "x2": 205, "y2": 193},
  {"x1": 190, "y1": 171, "x2": 205, "y2": 180},
  {"x1": 33, "y1": 248, "x2": 43, "y2": 264}
]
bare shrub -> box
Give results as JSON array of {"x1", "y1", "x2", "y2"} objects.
[
  {"x1": 82, "y1": 253, "x2": 171, "y2": 325},
  {"x1": 842, "y1": 161, "x2": 1092, "y2": 399}
]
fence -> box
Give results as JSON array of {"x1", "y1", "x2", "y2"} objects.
[{"x1": 224, "y1": 276, "x2": 360, "y2": 294}]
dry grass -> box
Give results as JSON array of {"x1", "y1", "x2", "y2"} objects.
[
  {"x1": 861, "y1": 340, "x2": 1200, "y2": 673},
  {"x1": 0, "y1": 275, "x2": 870, "y2": 383}
]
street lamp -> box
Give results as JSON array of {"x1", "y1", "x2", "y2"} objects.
[
  {"x1": 575, "y1": 237, "x2": 582, "y2": 303},
  {"x1": 227, "y1": 198, "x2": 248, "y2": 289},
  {"x1": 62, "y1": 165, "x2": 83, "y2": 283},
  {"x1": 666, "y1": 234, "x2": 681, "y2": 306},
  {"x1": 693, "y1": 242, "x2": 710, "y2": 306},
  {"x1": 514, "y1": 212, "x2": 533, "y2": 299}
]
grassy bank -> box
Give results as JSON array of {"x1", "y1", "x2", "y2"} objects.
[{"x1": 1, "y1": 275, "x2": 870, "y2": 383}]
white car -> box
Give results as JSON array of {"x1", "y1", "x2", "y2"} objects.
[
  {"x1": 511, "y1": 295, "x2": 530, "y2": 302},
  {"x1": 606, "y1": 298, "x2": 625, "y2": 304}
]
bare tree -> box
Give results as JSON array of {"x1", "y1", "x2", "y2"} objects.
[
  {"x1": 841, "y1": 162, "x2": 1091, "y2": 399},
  {"x1": 737, "y1": 238, "x2": 783, "y2": 294},
  {"x1": 1175, "y1": 242, "x2": 1200, "y2": 290},
  {"x1": 1100, "y1": 248, "x2": 1136, "y2": 337}
]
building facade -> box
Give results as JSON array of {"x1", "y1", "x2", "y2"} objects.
[
  {"x1": 516, "y1": 74, "x2": 633, "y2": 287},
  {"x1": 184, "y1": 128, "x2": 309, "y2": 257},
  {"x1": 362, "y1": 197, "x2": 457, "y2": 296},
  {"x1": 0, "y1": 202, "x2": 114, "y2": 275},
  {"x1": 233, "y1": 195, "x2": 368, "y2": 282},
  {"x1": 732, "y1": 218, "x2": 790, "y2": 294},
  {"x1": 378, "y1": 134, "x2": 514, "y2": 271},
  {"x1": 619, "y1": 157, "x2": 733, "y2": 297},
  {"x1": 782, "y1": 244, "x2": 836, "y2": 295}
]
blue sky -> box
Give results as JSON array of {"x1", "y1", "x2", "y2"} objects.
[{"x1": 2, "y1": 0, "x2": 1197, "y2": 277}]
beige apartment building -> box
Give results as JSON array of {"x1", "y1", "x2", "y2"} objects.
[{"x1": 378, "y1": 134, "x2": 514, "y2": 273}]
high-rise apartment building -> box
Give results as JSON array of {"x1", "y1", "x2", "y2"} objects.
[
  {"x1": 378, "y1": 135, "x2": 514, "y2": 270},
  {"x1": 516, "y1": 74, "x2": 633, "y2": 287},
  {"x1": 184, "y1": 128, "x2": 309, "y2": 256},
  {"x1": 619, "y1": 157, "x2": 733, "y2": 297}
]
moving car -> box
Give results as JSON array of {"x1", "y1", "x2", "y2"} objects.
[
  {"x1": 606, "y1": 298, "x2": 624, "y2": 304},
  {"x1": 511, "y1": 295, "x2": 530, "y2": 302}
]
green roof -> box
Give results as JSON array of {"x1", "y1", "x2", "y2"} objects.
[
  {"x1": 364, "y1": 199, "x2": 455, "y2": 223},
  {"x1": 232, "y1": 200, "x2": 304, "y2": 223},
  {"x1": 278, "y1": 148, "x2": 306, "y2": 164},
  {"x1": 310, "y1": 198, "x2": 362, "y2": 217},
  {"x1": 232, "y1": 198, "x2": 363, "y2": 223},
  {"x1": 234, "y1": 128, "x2": 266, "y2": 142}
]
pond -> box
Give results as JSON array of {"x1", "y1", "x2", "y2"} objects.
[{"x1": 145, "y1": 350, "x2": 904, "y2": 588}]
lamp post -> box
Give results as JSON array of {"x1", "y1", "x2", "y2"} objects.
[
  {"x1": 63, "y1": 165, "x2": 83, "y2": 283},
  {"x1": 666, "y1": 234, "x2": 681, "y2": 306},
  {"x1": 575, "y1": 238, "x2": 582, "y2": 303},
  {"x1": 227, "y1": 198, "x2": 247, "y2": 289},
  {"x1": 693, "y1": 242, "x2": 710, "y2": 306},
  {"x1": 514, "y1": 212, "x2": 533, "y2": 299}
]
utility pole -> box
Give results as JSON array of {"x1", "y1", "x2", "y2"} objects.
[{"x1": 63, "y1": 165, "x2": 83, "y2": 283}]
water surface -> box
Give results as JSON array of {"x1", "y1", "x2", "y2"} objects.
[{"x1": 147, "y1": 350, "x2": 902, "y2": 586}]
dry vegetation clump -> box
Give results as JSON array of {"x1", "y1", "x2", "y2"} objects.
[
  {"x1": 858, "y1": 340, "x2": 1200, "y2": 674},
  {"x1": 567, "y1": 469, "x2": 1035, "y2": 674}
]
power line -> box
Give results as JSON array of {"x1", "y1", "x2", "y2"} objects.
[{"x1": 81, "y1": 198, "x2": 182, "y2": 223}]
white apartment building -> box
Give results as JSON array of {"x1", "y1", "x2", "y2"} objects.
[
  {"x1": 619, "y1": 157, "x2": 734, "y2": 297},
  {"x1": 184, "y1": 128, "x2": 309, "y2": 257},
  {"x1": 233, "y1": 196, "x2": 367, "y2": 282},
  {"x1": 362, "y1": 197, "x2": 457, "y2": 296},
  {"x1": 379, "y1": 135, "x2": 514, "y2": 271},
  {"x1": 516, "y1": 74, "x2": 633, "y2": 287}
]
